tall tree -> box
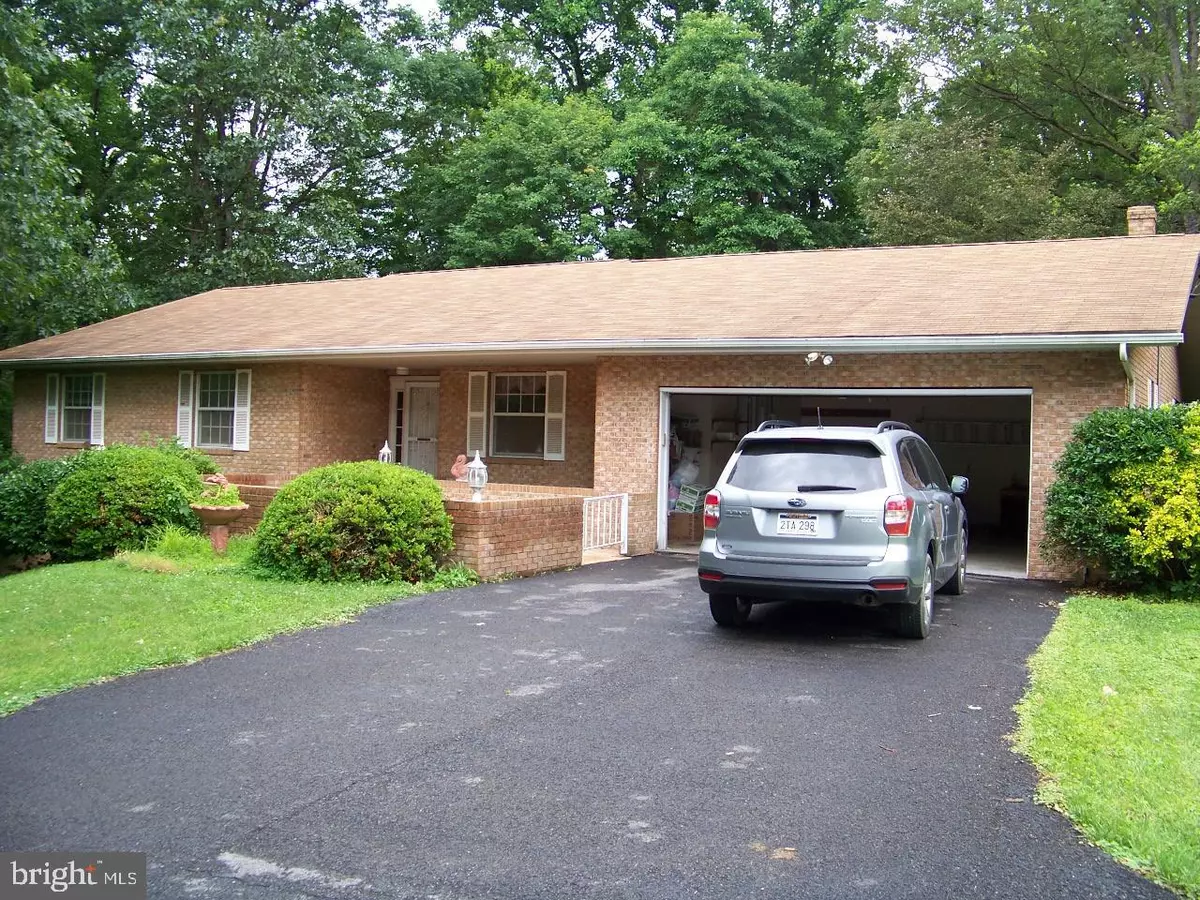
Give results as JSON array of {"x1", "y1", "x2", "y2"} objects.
[
  {"x1": 850, "y1": 114, "x2": 1126, "y2": 244},
  {"x1": 0, "y1": 5, "x2": 127, "y2": 350},
  {"x1": 606, "y1": 13, "x2": 848, "y2": 257},
  {"x1": 394, "y1": 96, "x2": 614, "y2": 268}
]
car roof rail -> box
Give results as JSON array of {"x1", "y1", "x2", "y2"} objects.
[
  {"x1": 876, "y1": 420, "x2": 914, "y2": 434},
  {"x1": 756, "y1": 419, "x2": 800, "y2": 431}
]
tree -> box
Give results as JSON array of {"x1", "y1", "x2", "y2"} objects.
[
  {"x1": 849, "y1": 114, "x2": 1126, "y2": 244},
  {"x1": 0, "y1": 5, "x2": 127, "y2": 350},
  {"x1": 898, "y1": 0, "x2": 1200, "y2": 226},
  {"x1": 395, "y1": 96, "x2": 614, "y2": 268},
  {"x1": 606, "y1": 13, "x2": 848, "y2": 257}
]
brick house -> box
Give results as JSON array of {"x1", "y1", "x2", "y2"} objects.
[{"x1": 3, "y1": 210, "x2": 1198, "y2": 579}]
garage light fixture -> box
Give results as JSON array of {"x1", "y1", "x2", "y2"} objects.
[{"x1": 805, "y1": 352, "x2": 835, "y2": 366}]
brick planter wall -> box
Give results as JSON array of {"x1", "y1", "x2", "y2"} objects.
[
  {"x1": 444, "y1": 494, "x2": 583, "y2": 579},
  {"x1": 229, "y1": 478, "x2": 587, "y2": 579}
]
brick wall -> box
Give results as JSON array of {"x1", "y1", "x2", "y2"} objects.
[
  {"x1": 591, "y1": 351, "x2": 1131, "y2": 579},
  {"x1": 12, "y1": 364, "x2": 304, "y2": 476},
  {"x1": 437, "y1": 365, "x2": 596, "y2": 486},
  {"x1": 445, "y1": 495, "x2": 583, "y2": 579},
  {"x1": 1129, "y1": 345, "x2": 1181, "y2": 405},
  {"x1": 229, "y1": 485, "x2": 280, "y2": 535},
  {"x1": 297, "y1": 364, "x2": 390, "y2": 469}
]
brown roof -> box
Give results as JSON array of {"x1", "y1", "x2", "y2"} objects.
[{"x1": 2, "y1": 235, "x2": 1197, "y2": 365}]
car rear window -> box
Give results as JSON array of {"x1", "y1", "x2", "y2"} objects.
[{"x1": 727, "y1": 440, "x2": 887, "y2": 492}]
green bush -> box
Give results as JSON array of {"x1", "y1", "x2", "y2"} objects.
[
  {"x1": 0, "y1": 456, "x2": 83, "y2": 557},
  {"x1": 252, "y1": 461, "x2": 454, "y2": 582},
  {"x1": 147, "y1": 436, "x2": 220, "y2": 476},
  {"x1": 1044, "y1": 403, "x2": 1200, "y2": 587},
  {"x1": 45, "y1": 445, "x2": 205, "y2": 561}
]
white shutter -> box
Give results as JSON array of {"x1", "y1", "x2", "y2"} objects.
[
  {"x1": 44, "y1": 374, "x2": 60, "y2": 443},
  {"x1": 89, "y1": 374, "x2": 105, "y2": 446},
  {"x1": 466, "y1": 371, "x2": 488, "y2": 456},
  {"x1": 233, "y1": 369, "x2": 252, "y2": 451},
  {"x1": 543, "y1": 371, "x2": 566, "y2": 461},
  {"x1": 176, "y1": 371, "x2": 194, "y2": 448}
]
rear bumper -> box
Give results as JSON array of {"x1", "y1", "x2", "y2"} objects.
[
  {"x1": 698, "y1": 571, "x2": 916, "y2": 605},
  {"x1": 698, "y1": 538, "x2": 924, "y2": 606}
]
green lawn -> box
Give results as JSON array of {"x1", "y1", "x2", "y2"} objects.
[
  {"x1": 1014, "y1": 594, "x2": 1200, "y2": 898},
  {"x1": 0, "y1": 539, "x2": 474, "y2": 716}
]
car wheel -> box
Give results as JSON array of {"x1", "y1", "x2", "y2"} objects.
[
  {"x1": 896, "y1": 555, "x2": 934, "y2": 639},
  {"x1": 710, "y1": 595, "x2": 753, "y2": 628},
  {"x1": 940, "y1": 542, "x2": 966, "y2": 596}
]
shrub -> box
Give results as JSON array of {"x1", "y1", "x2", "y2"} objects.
[
  {"x1": 45, "y1": 445, "x2": 204, "y2": 561},
  {"x1": 253, "y1": 461, "x2": 453, "y2": 582},
  {"x1": 0, "y1": 456, "x2": 83, "y2": 557},
  {"x1": 1044, "y1": 403, "x2": 1200, "y2": 587},
  {"x1": 147, "y1": 436, "x2": 220, "y2": 476}
]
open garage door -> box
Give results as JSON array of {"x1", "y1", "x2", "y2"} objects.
[{"x1": 659, "y1": 388, "x2": 1032, "y2": 578}]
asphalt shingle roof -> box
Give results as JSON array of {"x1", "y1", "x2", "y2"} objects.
[{"x1": 2, "y1": 235, "x2": 1197, "y2": 364}]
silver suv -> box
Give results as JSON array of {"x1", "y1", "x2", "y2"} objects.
[{"x1": 697, "y1": 421, "x2": 968, "y2": 638}]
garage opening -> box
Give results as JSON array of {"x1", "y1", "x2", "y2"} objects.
[{"x1": 659, "y1": 388, "x2": 1032, "y2": 578}]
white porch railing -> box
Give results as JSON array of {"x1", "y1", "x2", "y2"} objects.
[{"x1": 583, "y1": 493, "x2": 629, "y2": 555}]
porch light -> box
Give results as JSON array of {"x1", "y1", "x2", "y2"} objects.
[
  {"x1": 378, "y1": 441, "x2": 393, "y2": 464},
  {"x1": 466, "y1": 451, "x2": 488, "y2": 502}
]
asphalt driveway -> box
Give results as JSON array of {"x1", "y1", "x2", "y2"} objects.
[{"x1": 0, "y1": 556, "x2": 1170, "y2": 899}]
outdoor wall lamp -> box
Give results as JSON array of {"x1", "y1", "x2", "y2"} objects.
[
  {"x1": 466, "y1": 451, "x2": 488, "y2": 502},
  {"x1": 378, "y1": 441, "x2": 393, "y2": 464}
]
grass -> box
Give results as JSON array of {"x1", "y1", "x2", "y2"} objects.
[
  {"x1": 1014, "y1": 593, "x2": 1200, "y2": 897},
  {"x1": 0, "y1": 528, "x2": 478, "y2": 716}
]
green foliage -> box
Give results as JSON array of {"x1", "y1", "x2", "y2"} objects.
[
  {"x1": 45, "y1": 445, "x2": 204, "y2": 561},
  {"x1": 0, "y1": 5, "x2": 130, "y2": 349},
  {"x1": 850, "y1": 114, "x2": 1126, "y2": 245},
  {"x1": 253, "y1": 461, "x2": 454, "y2": 583},
  {"x1": 1044, "y1": 404, "x2": 1200, "y2": 586},
  {"x1": 146, "y1": 436, "x2": 220, "y2": 476},
  {"x1": 196, "y1": 481, "x2": 242, "y2": 506},
  {"x1": 607, "y1": 13, "x2": 848, "y2": 257},
  {"x1": 0, "y1": 456, "x2": 82, "y2": 557}
]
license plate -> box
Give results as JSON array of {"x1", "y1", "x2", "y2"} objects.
[{"x1": 777, "y1": 512, "x2": 818, "y2": 536}]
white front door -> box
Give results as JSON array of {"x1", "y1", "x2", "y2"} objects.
[{"x1": 403, "y1": 382, "x2": 439, "y2": 476}]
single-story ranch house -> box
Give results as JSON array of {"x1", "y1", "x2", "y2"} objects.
[{"x1": 3, "y1": 206, "x2": 1198, "y2": 580}]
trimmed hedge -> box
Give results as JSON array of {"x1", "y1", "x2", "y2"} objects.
[
  {"x1": 252, "y1": 461, "x2": 453, "y2": 582},
  {"x1": 0, "y1": 456, "x2": 82, "y2": 557},
  {"x1": 45, "y1": 446, "x2": 205, "y2": 561},
  {"x1": 1044, "y1": 403, "x2": 1200, "y2": 588}
]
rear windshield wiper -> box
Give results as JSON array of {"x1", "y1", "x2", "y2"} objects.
[{"x1": 794, "y1": 484, "x2": 857, "y2": 492}]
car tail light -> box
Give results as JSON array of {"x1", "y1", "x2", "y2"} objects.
[
  {"x1": 703, "y1": 491, "x2": 721, "y2": 530},
  {"x1": 884, "y1": 495, "x2": 914, "y2": 536}
]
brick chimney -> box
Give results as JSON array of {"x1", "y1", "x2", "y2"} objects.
[{"x1": 1127, "y1": 205, "x2": 1158, "y2": 236}]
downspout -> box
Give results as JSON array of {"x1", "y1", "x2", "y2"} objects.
[{"x1": 1119, "y1": 342, "x2": 1136, "y2": 407}]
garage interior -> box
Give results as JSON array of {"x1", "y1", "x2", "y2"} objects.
[{"x1": 663, "y1": 390, "x2": 1031, "y2": 578}]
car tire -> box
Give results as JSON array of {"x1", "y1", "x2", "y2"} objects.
[
  {"x1": 710, "y1": 595, "x2": 753, "y2": 628},
  {"x1": 896, "y1": 555, "x2": 934, "y2": 639},
  {"x1": 940, "y1": 542, "x2": 966, "y2": 596}
]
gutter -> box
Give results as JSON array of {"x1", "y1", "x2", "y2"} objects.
[
  {"x1": 1119, "y1": 342, "x2": 1136, "y2": 407},
  {"x1": 0, "y1": 331, "x2": 1184, "y2": 368}
]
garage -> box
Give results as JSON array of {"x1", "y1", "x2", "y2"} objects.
[{"x1": 659, "y1": 388, "x2": 1032, "y2": 577}]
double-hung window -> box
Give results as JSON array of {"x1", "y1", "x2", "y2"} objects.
[
  {"x1": 176, "y1": 369, "x2": 252, "y2": 451},
  {"x1": 43, "y1": 373, "x2": 105, "y2": 445},
  {"x1": 466, "y1": 370, "x2": 566, "y2": 461},
  {"x1": 196, "y1": 373, "x2": 236, "y2": 448}
]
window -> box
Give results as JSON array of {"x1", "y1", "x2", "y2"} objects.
[
  {"x1": 492, "y1": 374, "x2": 547, "y2": 457},
  {"x1": 44, "y1": 373, "x2": 104, "y2": 445},
  {"x1": 467, "y1": 370, "x2": 566, "y2": 461},
  {"x1": 728, "y1": 440, "x2": 886, "y2": 492},
  {"x1": 61, "y1": 374, "x2": 94, "y2": 443},
  {"x1": 196, "y1": 372, "x2": 236, "y2": 448},
  {"x1": 176, "y1": 369, "x2": 251, "y2": 451}
]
